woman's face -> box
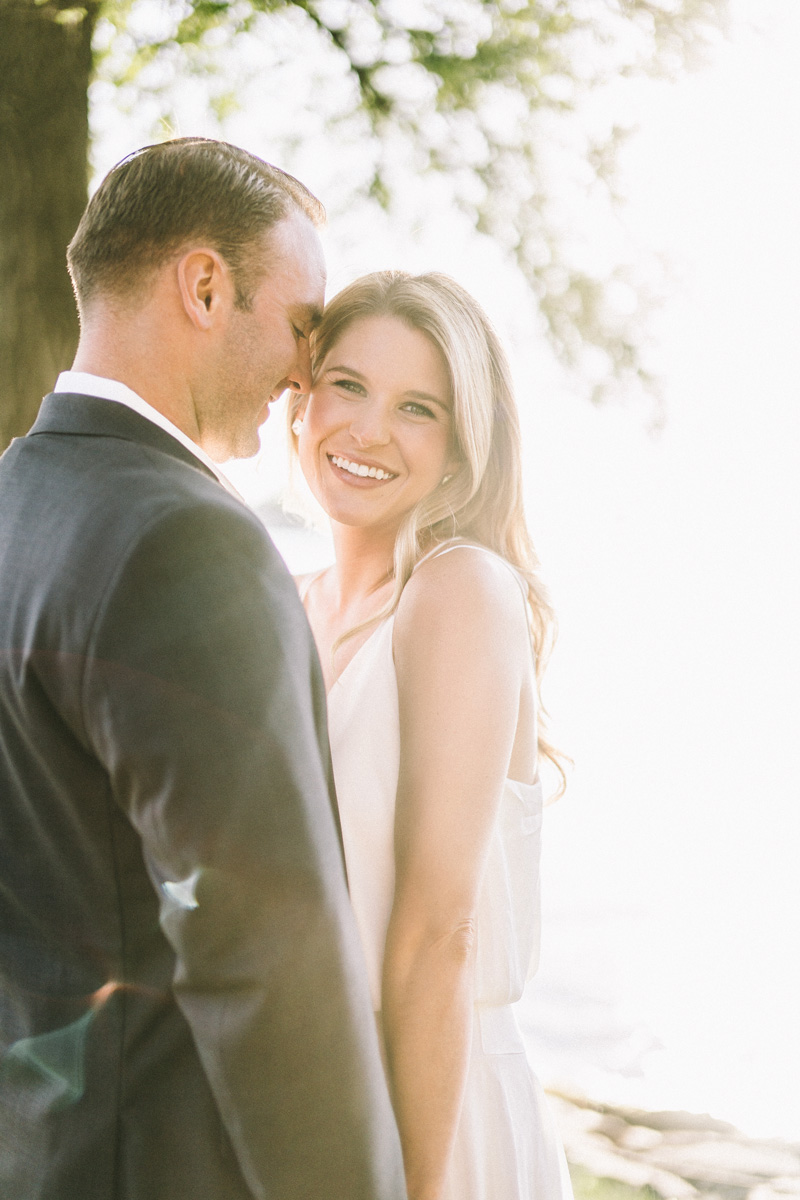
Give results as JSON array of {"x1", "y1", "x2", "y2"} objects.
[{"x1": 297, "y1": 314, "x2": 458, "y2": 536}]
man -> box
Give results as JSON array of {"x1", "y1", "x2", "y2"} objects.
[{"x1": 0, "y1": 139, "x2": 406, "y2": 1199}]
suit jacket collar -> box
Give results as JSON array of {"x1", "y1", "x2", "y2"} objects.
[{"x1": 30, "y1": 393, "x2": 220, "y2": 484}]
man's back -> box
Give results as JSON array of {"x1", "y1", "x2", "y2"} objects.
[{"x1": 0, "y1": 395, "x2": 405, "y2": 1198}]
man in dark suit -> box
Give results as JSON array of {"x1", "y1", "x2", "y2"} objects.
[{"x1": 0, "y1": 139, "x2": 406, "y2": 1199}]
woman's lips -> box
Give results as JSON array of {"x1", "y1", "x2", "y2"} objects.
[{"x1": 328, "y1": 453, "x2": 398, "y2": 482}]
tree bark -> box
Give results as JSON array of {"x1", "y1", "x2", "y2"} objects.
[{"x1": 0, "y1": 0, "x2": 98, "y2": 450}]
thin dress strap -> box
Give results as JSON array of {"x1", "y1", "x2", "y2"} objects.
[
  {"x1": 413, "y1": 540, "x2": 530, "y2": 609},
  {"x1": 296, "y1": 566, "x2": 327, "y2": 604}
]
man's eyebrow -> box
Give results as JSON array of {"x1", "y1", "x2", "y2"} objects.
[
  {"x1": 297, "y1": 304, "x2": 323, "y2": 329},
  {"x1": 324, "y1": 365, "x2": 451, "y2": 412}
]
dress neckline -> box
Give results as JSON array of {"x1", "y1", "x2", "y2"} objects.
[
  {"x1": 300, "y1": 568, "x2": 394, "y2": 699},
  {"x1": 313, "y1": 540, "x2": 530, "y2": 699},
  {"x1": 324, "y1": 543, "x2": 487, "y2": 696},
  {"x1": 327, "y1": 615, "x2": 394, "y2": 698}
]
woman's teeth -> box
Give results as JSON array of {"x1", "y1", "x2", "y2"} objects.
[{"x1": 331, "y1": 455, "x2": 395, "y2": 481}]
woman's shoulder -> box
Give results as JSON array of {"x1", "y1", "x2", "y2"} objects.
[
  {"x1": 397, "y1": 540, "x2": 528, "y2": 638},
  {"x1": 410, "y1": 539, "x2": 526, "y2": 598}
]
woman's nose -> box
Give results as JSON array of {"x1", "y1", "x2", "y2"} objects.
[{"x1": 349, "y1": 401, "x2": 390, "y2": 446}]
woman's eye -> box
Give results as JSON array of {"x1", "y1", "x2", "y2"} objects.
[
  {"x1": 402, "y1": 401, "x2": 436, "y2": 419},
  {"x1": 293, "y1": 326, "x2": 307, "y2": 340},
  {"x1": 333, "y1": 378, "x2": 363, "y2": 394}
]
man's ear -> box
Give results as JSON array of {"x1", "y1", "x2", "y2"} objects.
[{"x1": 176, "y1": 248, "x2": 231, "y2": 330}]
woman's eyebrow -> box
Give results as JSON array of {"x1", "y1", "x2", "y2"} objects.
[{"x1": 325, "y1": 363, "x2": 364, "y2": 378}]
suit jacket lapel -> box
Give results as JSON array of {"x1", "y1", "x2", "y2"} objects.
[{"x1": 29, "y1": 393, "x2": 220, "y2": 484}]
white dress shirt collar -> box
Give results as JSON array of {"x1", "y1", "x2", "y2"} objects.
[{"x1": 53, "y1": 371, "x2": 244, "y2": 502}]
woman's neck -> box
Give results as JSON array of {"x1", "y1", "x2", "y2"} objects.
[
  {"x1": 304, "y1": 524, "x2": 396, "y2": 689},
  {"x1": 327, "y1": 522, "x2": 397, "y2": 618}
]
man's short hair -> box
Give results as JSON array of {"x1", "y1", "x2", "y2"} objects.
[{"x1": 67, "y1": 137, "x2": 325, "y2": 312}]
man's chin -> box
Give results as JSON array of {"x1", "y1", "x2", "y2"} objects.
[
  {"x1": 205, "y1": 424, "x2": 261, "y2": 465},
  {"x1": 226, "y1": 430, "x2": 263, "y2": 462}
]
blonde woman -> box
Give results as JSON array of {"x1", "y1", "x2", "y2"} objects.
[{"x1": 290, "y1": 271, "x2": 573, "y2": 1200}]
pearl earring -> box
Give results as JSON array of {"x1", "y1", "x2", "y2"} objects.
[{"x1": 291, "y1": 417, "x2": 303, "y2": 437}]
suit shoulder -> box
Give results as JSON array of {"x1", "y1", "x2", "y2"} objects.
[
  {"x1": 115, "y1": 486, "x2": 283, "y2": 592},
  {"x1": 69, "y1": 438, "x2": 272, "y2": 559}
]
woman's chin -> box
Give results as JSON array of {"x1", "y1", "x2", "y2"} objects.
[{"x1": 327, "y1": 507, "x2": 405, "y2": 540}]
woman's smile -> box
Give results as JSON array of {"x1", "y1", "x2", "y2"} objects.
[{"x1": 327, "y1": 452, "x2": 399, "y2": 483}]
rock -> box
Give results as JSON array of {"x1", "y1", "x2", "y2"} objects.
[
  {"x1": 618, "y1": 1123, "x2": 666, "y2": 1151},
  {"x1": 566, "y1": 1132, "x2": 699, "y2": 1198},
  {"x1": 643, "y1": 1140, "x2": 800, "y2": 1190},
  {"x1": 595, "y1": 1113, "x2": 635, "y2": 1143},
  {"x1": 583, "y1": 1101, "x2": 740, "y2": 1137},
  {"x1": 637, "y1": 1110, "x2": 739, "y2": 1136},
  {"x1": 546, "y1": 1090, "x2": 800, "y2": 1199},
  {"x1": 548, "y1": 1093, "x2": 607, "y2": 1137},
  {"x1": 749, "y1": 1182, "x2": 800, "y2": 1199}
]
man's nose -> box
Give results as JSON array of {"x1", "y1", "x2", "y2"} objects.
[{"x1": 284, "y1": 338, "x2": 313, "y2": 395}]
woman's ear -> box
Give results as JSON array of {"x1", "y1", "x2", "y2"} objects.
[
  {"x1": 444, "y1": 453, "x2": 462, "y2": 482},
  {"x1": 290, "y1": 400, "x2": 307, "y2": 438}
]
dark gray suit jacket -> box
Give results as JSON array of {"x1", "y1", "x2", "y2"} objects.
[{"x1": 0, "y1": 393, "x2": 405, "y2": 1199}]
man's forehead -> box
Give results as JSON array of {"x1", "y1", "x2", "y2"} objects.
[
  {"x1": 258, "y1": 212, "x2": 325, "y2": 304},
  {"x1": 263, "y1": 211, "x2": 324, "y2": 269}
]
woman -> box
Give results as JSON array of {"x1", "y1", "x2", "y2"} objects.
[{"x1": 290, "y1": 271, "x2": 573, "y2": 1200}]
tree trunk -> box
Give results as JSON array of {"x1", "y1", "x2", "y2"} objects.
[{"x1": 0, "y1": 0, "x2": 98, "y2": 450}]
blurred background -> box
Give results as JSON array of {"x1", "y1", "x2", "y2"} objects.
[{"x1": 3, "y1": 0, "x2": 798, "y2": 1144}]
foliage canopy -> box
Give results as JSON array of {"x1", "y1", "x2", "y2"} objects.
[{"x1": 91, "y1": 0, "x2": 727, "y2": 401}]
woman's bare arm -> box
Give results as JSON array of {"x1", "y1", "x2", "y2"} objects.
[{"x1": 383, "y1": 546, "x2": 531, "y2": 1200}]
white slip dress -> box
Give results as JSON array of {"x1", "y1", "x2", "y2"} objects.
[{"x1": 312, "y1": 543, "x2": 574, "y2": 1200}]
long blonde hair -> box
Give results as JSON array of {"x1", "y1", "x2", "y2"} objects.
[{"x1": 289, "y1": 270, "x2": 564, "y2": 792}]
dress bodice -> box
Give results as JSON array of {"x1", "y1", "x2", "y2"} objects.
[{"x1": 325, "y1": 549, "x2": 543, "y2": 1012}]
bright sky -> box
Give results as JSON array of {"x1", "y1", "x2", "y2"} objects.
[
  {"x1": 91, "y1": 0, "x2": 800, "y2": 1138},
  {"x1": 517, "y1": 0, "x2": 800, "y2": 1137}
]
